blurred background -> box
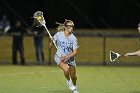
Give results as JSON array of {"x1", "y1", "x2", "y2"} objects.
[
  {"x1": 0, "y1": 0, "x2": 140, "y2": 65},
  {"x1": 1, "y1": 0, "x2": 140, "y2": 28}
]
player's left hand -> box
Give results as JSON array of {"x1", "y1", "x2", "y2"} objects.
[
  {"x1": 61, "y1": 56, "x2": 68, "y2": 62},
  {"x1": 124, "y1": 53, "x2": 130, "y2": 57}
]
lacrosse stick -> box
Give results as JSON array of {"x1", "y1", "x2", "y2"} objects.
[
  {"x1": 32, "y1": 11, "x2": 67, "y2": 60},
  {"x1": 33, "y1": 11, "x2": 58, "y2": 50},
  {"x1": 110, "y1": 50, "x2": 139, "y2": 62},
  {"x1": 110, "y1": 51, "x2": 122, "y2": 62}
]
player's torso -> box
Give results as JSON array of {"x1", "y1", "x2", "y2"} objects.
[{"x1": 56, "y1": 32, "x2": 74, "y2": 55}]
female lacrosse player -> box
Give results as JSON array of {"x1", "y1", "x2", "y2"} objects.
[
  {"x1": 49, "y1": 19, "x2": 79, "y2": 93},
  {"x1": 124, "y1": 23, "x2": 140, "y2": 57}
]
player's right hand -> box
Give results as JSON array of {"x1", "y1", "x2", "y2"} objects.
[{"x1": 49, "y1": 37, "x2": 54, "y2": 41}]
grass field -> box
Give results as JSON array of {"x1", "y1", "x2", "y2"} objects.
[
  {"x1": 0, "y1": 28, "x2": 140, "y2": 93},
  {"x1": 0, "y1": 65, "x2": 140, "y2": 93}
]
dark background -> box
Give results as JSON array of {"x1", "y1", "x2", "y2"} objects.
[{"x1": 0, "y1": 0, "x2": 140, "y2": 28}]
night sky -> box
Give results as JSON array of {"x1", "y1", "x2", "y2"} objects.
[{"x1": 0, "y1": 0, "x2": 140, "y2": 28}]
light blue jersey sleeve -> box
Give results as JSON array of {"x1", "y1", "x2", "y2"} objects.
[
  {"x1": 53, "y1": 32, "x2": 58, "y2": 42},
  {"x1": 73, "y1": 37, "x2": 79, "y2": 50}
]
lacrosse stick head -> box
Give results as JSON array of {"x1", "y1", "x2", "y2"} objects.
[
  {"x1": 110, "y1": 51, "x2": 121, "y2": 62},
  {"x1": 33, "y1": 11, "x2": 46, "y2": 26}
]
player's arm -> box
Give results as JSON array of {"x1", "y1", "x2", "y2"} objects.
[
  {"x1": 67, "y1": 49, "x2": 78, "y2": 58},
  {"x1": 61, "y1": 49, "x2": 78, "y2": 62},
  {"x1": 49, "y1": 32, "x2": 58, "y2": 48},
  {"x1": 124, "y1": 50, "x2": 140, "y2": 57}
]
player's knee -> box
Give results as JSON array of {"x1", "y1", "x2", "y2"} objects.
[{"x1": 64, "y1": 69, "x2": 69, "y2": 74}]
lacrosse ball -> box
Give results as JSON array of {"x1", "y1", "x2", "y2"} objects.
[{"x1": 37, "y1": 16, "x2": 42, "y2": 20}]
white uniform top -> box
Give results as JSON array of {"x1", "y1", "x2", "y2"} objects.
[{"x1": 53, "y1": 31, "x2": 79, "y2": 66}]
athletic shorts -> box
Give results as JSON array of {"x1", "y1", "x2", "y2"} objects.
[{"x1": 54, "y1": 54, "x2": 76, "y2": 67}]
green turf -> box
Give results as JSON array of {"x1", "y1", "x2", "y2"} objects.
[{"x1": 0, "y1": 66, "x2": 140, "y2": 93}]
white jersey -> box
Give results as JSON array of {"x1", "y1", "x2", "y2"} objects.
[{"x1": 53, "y1": 31, "x2": 79, "y2": 65}]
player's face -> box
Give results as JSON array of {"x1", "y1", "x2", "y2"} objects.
[{"x1": 65, "y1": 22, "x2": 74, "y2": 33}]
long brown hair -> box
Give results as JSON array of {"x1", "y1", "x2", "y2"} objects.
[{"x1": 56, "y1": 19, "x2": 74, "y2": 31}]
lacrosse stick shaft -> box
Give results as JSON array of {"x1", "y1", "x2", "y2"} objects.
[
  {"x1": 44, "y1": 25, "x2": 65, "y2": 58},
  {"x1": 43, "y1": 25, "x2": 59, "y2": 50}
]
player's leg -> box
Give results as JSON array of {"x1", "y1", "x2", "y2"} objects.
[
  {"x1": 39, "y1": 38, "x2": 45, "y2": 64},
  {"x1": 69, "y1": 65, "x2": 79, "y2": 93},
  {"x1": 34, "y1": 40, "x2": 40, "y2": 64},
  {"x1": 69, "y1": 65, "x2": 77, "y2": 86},
  {"x1": 19, "y1": 45, "x2": 25, "y2": 65},
  {"x1": 55, "y1": 57, "x2": 74, "y2": 90},
  {"x1": 58, "y1": 62, "x2": 70, "y2": 80},
  {"x1": 12, "y1": 44, "x2": 17, "y2": 64},
  {"x1": 58, "y1": 62, "x2": 75, "y2": 90}
]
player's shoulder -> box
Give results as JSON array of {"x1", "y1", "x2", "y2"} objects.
[
  {"x1": 56, "y1": 31, "x2": 63, "y2": 35},
  {"x1": 54, "y1": 31, "x2": 62, "y2": 36},
  {"x1": 70, "y1": 33, "x2": 77, "y2": 40}
]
